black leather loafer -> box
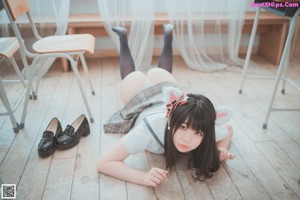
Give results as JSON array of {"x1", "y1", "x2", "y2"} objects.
[
  {"x1": 38, "y1": 118, "x2": 62, "y2": 158},
  {"x1": 56, "y1": 114, "x2": 90, "y2": 150}
]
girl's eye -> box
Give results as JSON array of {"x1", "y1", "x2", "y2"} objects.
[
  {"x1": 180, "y1": 125, "x2": 187, "y2": 130},
  {"x1": 196, "y1": 131, "x2": 204, "y2": 136}
]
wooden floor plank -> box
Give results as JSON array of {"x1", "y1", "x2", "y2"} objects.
[
  {"x1": 1, "y1": 56, "x2": 299, "y2": 200},
  {"x1": 232, "y1": 120, "x2": 299, "y2": 200},
  {"x1": 125, "y1": 153, "x2": 156, "y2": 200},
  {"x1": 16, "y1": 67, "x2": 72, "y2": 200},
  {"x1": 70, "y1": 59, "x2": 101, "y2": 200},
  {"x1": 174, "y1": 57, "x2": 298, "y2": 200},
  {"x1": 200, "y1": 56, "x2": 300, "y2": 172},
  {"x1": 206, "y1": 165, "x2": 242, "y2": 200},
  {"x1": 98, "y1": 59, "x2": 127, "y2": 200},
  {"x1": 175, "y1": 59, "x2": 258, "y2": 200},
  {"x1": 0, "y1": 65, "x2": 48, "y2": 153},
  {"x1": 0, "y1": 67, "x2": 62, "y2": 186},
  {"x1": 42, "y1": 158, "x2": 75, "y2": 200},
  {"x1": 222, "y1": 144, "x2": 271, "y2": 200},
  {"x1": 241, "y1": 56, "x2": 300, "y2": 134},
  {"x1": 240, "y1": 64, "x2": 300, "y2": 169},
  {"x1": 43, "y1": 64, "x2": 90, "y2": 199},
  {"x1": 146, "y1": 152, "x2": 185, "y2": 200},
  {"x1": 256, "y1": 141, "x2": 300, "y2": 198},
  {"x1": 174, "y1": 156, "x2": 214, "y2": 200}
]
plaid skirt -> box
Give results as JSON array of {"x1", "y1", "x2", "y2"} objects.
[{"x1": 103, "y1": 81, "x2": 178, "y2": 134}]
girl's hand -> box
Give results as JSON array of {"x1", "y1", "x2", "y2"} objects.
[
  {"x1": 218, "y1": 147, "x2": 235, "y2": 161},
  {"x1": 143, "y1": 168, "x2": 168, "y2": 187}
]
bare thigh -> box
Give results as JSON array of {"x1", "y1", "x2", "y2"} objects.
[
  {"x1": 120, "y1": 68, "x2": 177, "y2": 105},
  {"x1": 146, "y1": 68, "x2": 176, "y2": 85},
  {"x1": 120, "y1": 71, "x2": 148, "y2": 104}
]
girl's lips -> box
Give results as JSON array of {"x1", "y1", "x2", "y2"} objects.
[{"x1": 179, "y1": 144, "x2": 189, "y2": 149}]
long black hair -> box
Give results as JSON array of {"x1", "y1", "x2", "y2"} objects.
[{"x1": 164, "y1": 93, "x2": 220, "y2": 180}]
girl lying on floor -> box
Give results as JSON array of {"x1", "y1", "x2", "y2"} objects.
[{"x1": 97, "y1": 24, "x2": 235, "y2": 187}]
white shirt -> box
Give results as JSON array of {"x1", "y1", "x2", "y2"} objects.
[{"x1": 122, "y1": 104, "x2": 229, "y2": 155}]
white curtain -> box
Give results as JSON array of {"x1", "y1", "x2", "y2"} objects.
[
  {"x1": 96, "y1": 0, "x2": 247, "y2": 72},
  {"x1": 0, "y1": 0, "x2": 70, "y2": 77},
  {"x1": 165, "y1": 0, "x2": 247, "y2": 71},
  {"x1": 96, "y1": 0, "x2": 154, "y2": 72}
]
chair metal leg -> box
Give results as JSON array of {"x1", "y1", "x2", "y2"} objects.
[
  {"x1": 79, "y1": 53, "x2": 95, "y2": 95},
  {"x1": 68, "y1": 56, "x2": 94, "y2": 123},
  {"x1": 19, "y1": 64, "x2": 34, "y2": 129},
  {"x1": 31, "y1": 57, "x2": 43, "y2": 100},
  {"x1": 239, "y1": 7, "x2": 261, "y2": 94},
  {"x1": 262, "y1": 8, "x2": 300, "y2": 129},
  {"x1": 30, "y1": 53, "x2": 94, "y2": 123},
  {"x1": 19, "y1": 49, "x2": 37, "y2": 101},
  {"x1": 0, "y1": 78, "x2": 20, "y2": 133},
  {"x1": 280, "y1": 46, "x2": 290, "y2": 94},
  {"x1": 9, "y1": 56, "x2": 26, "y2": 87}
]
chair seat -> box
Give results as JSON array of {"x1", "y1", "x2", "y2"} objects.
[
  {"x1": 32, "y1": 34, "x2": 95, "y2": 54},
  {"x1": 0, "y1": 37, "x2": 20, "y2": 58}
]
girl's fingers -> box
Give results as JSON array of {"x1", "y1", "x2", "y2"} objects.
[
  {"x1": 152, "y1": 171, "x2": 164, "y2": 181},
  {"x1": 152, "y1": 168, "x2": 168, "y2": 178},
  {"x1": 151, "y1": 176, "x2": 162, "y2": 185},
  {"x1": 228, "y1": 152, "x2": 235, "y2": 159},
  {"x1": 149, "y1": 181, "x2": 158, "y2": 187},
  {"x1": 218, "y1": 147, "x2": 235, "y2": 161},
  {"x1": 221, "y1": 154, "x2": 226, "y2": 161},
  {"x1": 145, "y1": 168, "x2": 168, "y2": 187},
  {"x1": 152, "y1": 169, "x2": 169, "y2": 184},
  {"x1": 156, "y1": 169, "x2": 168, "y2": 178},
  {"x1": 219, "y1": 150, "x2": 226, "y2": 161},
  {"x1": 223, "y1": 150, "x2": 229, "y2": 160}
]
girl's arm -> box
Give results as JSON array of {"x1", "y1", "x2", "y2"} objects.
[
  {"x1": 96, "y1": 139, "x2": 168, "y2": 187},
  {"x1": 216, "y1": 125, "x2": 235, "y2": 161}
]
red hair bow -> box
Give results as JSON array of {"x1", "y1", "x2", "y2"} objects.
[{"x1": 166, "y1": 94, "x2": 189, "y2": 128}]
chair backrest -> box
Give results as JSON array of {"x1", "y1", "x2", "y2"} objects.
[
  {"x1": 3, "y1": 0, "x2": 30, "y2": 21},
  {"x1": 2, "y1": 0, "x2": 39, "y2": 58}
]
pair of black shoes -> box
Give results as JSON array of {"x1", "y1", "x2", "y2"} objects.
[{"x1": 38, "y1": 114, "x2": 90, "y2": 158}]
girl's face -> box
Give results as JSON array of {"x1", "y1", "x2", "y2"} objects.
[{"x1": 173, "y1": 121, "x2": 204, "y2": 153}]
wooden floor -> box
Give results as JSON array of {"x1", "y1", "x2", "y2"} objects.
[{"x1": 0, "y1": 56, "x2": 300, "y2": 200}]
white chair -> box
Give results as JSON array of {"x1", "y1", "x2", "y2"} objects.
[
  {"x1": 1, "y1": 0, "x2": 96, "y2": 122},
  {"x1": 239, "y1": 0, "x2": 300, "y2": 129},
  {"x1": 0, "y1": 37, "x2": 32, "y2": 133}
]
